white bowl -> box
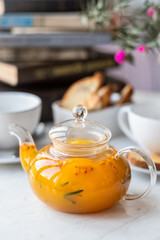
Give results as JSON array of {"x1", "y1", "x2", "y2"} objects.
[
  {"x1": 52, "y1": 100, "x2": 129, "y2": 138},
  {"x1": 0, "y1": 92, "x2": 42, "y2": 149}
]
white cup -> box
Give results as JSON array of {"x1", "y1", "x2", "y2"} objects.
[
  {"x1": 0, "y1": 92, "x2": 42, "y2": 150},
  {"x1": 118, "y1": 103, "x2": 160, "y2": 154}
]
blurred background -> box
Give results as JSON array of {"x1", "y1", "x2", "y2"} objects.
[{"x1": 0, "y1": 0, "x2": 159, "y2": 122}]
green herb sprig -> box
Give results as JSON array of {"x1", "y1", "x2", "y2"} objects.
[
  {"x1": 82, "y1": 0, "x2": 160, "y2": 64},
  {"x1": 64, "y1": 190, "x2": 84, "y2": 204}
]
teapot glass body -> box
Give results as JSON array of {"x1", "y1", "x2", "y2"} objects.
[
  {"x1": 9, "y1": 105, "x2": 157, "y2": 213},
  {"x1": 20, "y1": 139, "x2": 131, "y2": 213}
]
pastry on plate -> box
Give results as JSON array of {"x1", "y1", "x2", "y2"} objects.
[
  {"x1": 127, "y1": 152, "x2": 160, "y2": 170},
  {"x1": 61, "y1": 71, "x2": 133, "y2": 111},
  {"x1": 61, "y1": 72, "x2": 104, "y2": 110}
]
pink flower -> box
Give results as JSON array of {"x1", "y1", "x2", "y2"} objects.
[
  {"x1": 137, "y1": 45, "x2": 146, "y2": 52},
  {"x1": 147, "y1": 8, "x2": 155, "y2": 17},
  {"x1": 114, "y1": 50, "x2": 126, "y2": 64}
]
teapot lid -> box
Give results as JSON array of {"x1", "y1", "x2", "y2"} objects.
[{"x1": 49, "y1": 105, "x2": 111, "y2": 145}]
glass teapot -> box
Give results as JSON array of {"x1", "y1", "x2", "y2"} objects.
[{"x1": 9, "y1": 105, "x2": 157, "y2": 213}]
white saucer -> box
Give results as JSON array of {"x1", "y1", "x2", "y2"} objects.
[
  {"x1": 111, "y1": 134, "x2": 160, "y2": 176},
  {"x1": 0, "y1": 150, "x2": 20, "y2": 164},
  {"x1": 131, "y1": 165, "x2": 160, "y2": 176}
]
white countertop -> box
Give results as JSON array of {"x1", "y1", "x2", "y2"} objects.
[{"x1": 1, "y1": 90, "x2": 160, "y2": 240}]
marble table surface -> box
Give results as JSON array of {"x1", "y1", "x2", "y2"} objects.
[{"x1": 1, "y1": 90, "x2": 160, "y2": 240}]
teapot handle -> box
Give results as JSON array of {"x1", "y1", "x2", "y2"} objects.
[{"x1": 115, "y1": 146, "x2": 157, "y2": 200}]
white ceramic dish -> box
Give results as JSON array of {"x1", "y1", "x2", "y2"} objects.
[
  {"x1": 118, "y1": 103, "x2": 160, "y2": 154},
  {"x1": 52, "y1": 99, "x2": 131, "y2": 138},
  {"x1": 0, "y1": 92, "x2": 42, "y2": 149}
]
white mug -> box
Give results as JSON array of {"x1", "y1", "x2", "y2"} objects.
[{"x1": 118, "y1": 103, "x2": 160, "y2": 154}]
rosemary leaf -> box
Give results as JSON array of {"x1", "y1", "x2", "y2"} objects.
[
  {"x1": 61, "y1": 182, "x2": 69, "y2": 187},
  {"x1": 122, "y1": 174, "x2": 131, "y2": 185},
  {"x1": 64, "y1": 190, "x2": 84, "y2": 198}
]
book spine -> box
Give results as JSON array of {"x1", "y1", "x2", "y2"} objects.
[
  {"x1": 0, "y1": 48, "x2": 90, "y2": 62},
  {"x1": 0, "y1": 32, "x2": 111, "y2": 47},
  {"x1": 17, "y1": 57, "x2": 117, "y2": 86},
  {"x1": 0, "y1": 13, "x2": 82, "y2": 28},
  {"x1": 3, "y1": 0, "x2": 87, "y2": 13},
  {"x1": 0, "y1": 15, "x2": 34, "y2": 27}
]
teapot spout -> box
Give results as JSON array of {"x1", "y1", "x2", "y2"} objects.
[
  {"x1": 9, "y1": 123, "x2": 37, "y2": 172},
  {"x1": 9, "y1": 122, "x2": 35, "y2": 146}
]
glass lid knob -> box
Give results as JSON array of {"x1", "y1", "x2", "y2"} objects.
[{"x1": 73, "y1": 104, "x2": 88, "y2": 122}]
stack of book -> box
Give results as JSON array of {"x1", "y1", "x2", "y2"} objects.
[
  {"x1": 0, "y1": 0, "x2": 89, "y2": 13},
  {"x1": 0, "y1": 48, "x2": 117, "y2": 86},
  {"x1": 0, "y1": 0, "x2": 116, "y2": 121}
]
